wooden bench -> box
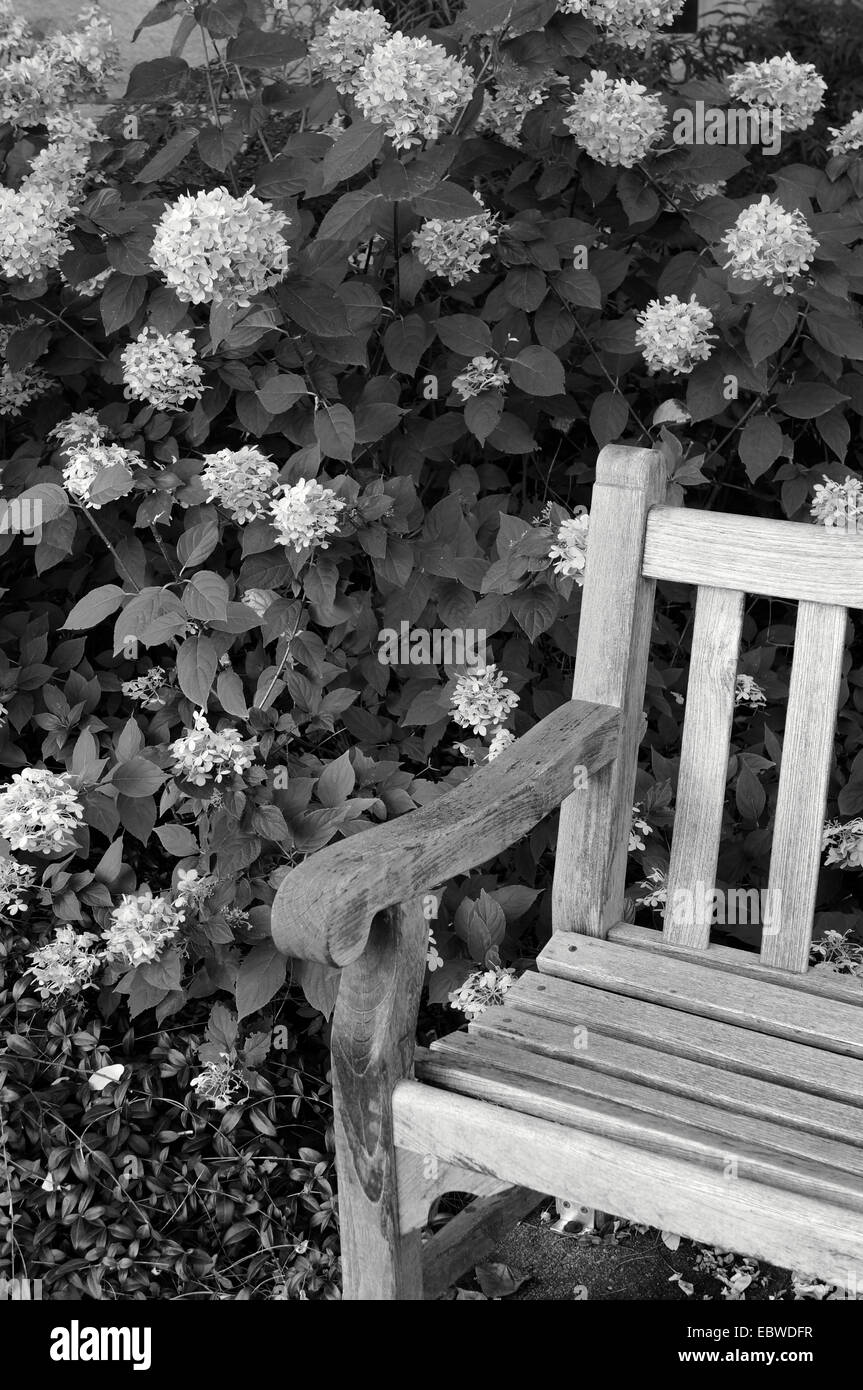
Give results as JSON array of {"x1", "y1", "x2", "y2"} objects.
[{"x1": 271, "y1": 444, "x2": 863, "y2": 1300}]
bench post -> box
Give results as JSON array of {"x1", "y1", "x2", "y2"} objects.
[{"x1": 552, "y1": 444, "x2": 666, "y2": 936}]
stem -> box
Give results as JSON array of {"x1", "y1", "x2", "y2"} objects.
[
  {"x1": 78, "y1": 507, "x2": 141, "y2": 592},
  {"x1": 392, "y1": 201, "x2": 401, "y2": 309},
  {"x1": 33, "y1": 305, "x2": 107, "y2": 361},
  {"x1": 553, "y1": 287, "x2": 653, "y2": 443},
  {"x1": 232, "y1": 64, "x2": 275, "y2": 163},
  {"x1": 254, "y1": 615, "x2": 302, "y2": 710}
]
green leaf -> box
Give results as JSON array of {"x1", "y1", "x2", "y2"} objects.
[
  {"x1": 411, "y1": 182, "x2": 481, "y2": 220},
  {"x1": 256, "y1": 373, "x2": 307, "y2": 413},
  {"x1": 504, "y1": 266, "x2": 546, "y2": 312},
  {"x1": 280, "y1": 280, "x2": 350, "y2": 337},
  {"x1": 183, "y1": 570, "x2": 229, "y2": 622},
  {"x1": 87, "y1": 462, "x2": 135, "y2": 507},
  {"x1": 510, "y1": 345, "x2": 565, "y2": 396},
  {"x1": 776, "y1": 383, "x2": 850, "y2": 418},
  {"x1": 177, "y1": 517, "x2": 219, "y2": 571},
  {"x1": 738, "y1": 414, "x2": 783, "y2": 481},
  {"x1": 155, "y1": 824, "x2": 199, "y2": 856},
  {"x1": 65, "y1": 584, "x2": 126, "y2": 630},
  {"x1": 383, "y1": 315, "x2": 429, "y2": 375},
  {"x1": 227, "y1": 26, "x2": 307, "y2": 67},
  {"x1": 589, "y1": 391, "x2": 628, "y2": 445},
  {"x1": 316, "y1": 189, "x2": 380, "y2": 241},
  {"x1": 236, "y1": 943, "x2": 288, "y2": 1020},
  {"x1": 437, "y1": 315, "x2": 492, "y2": 357},
  {"x1": 317, "y1": 750, "x2": 356, "y2": 806},
  {"x1": 314, "y1": 403, "x2": 355, "y2": 461},
  {"x1": 322, "y1": 120, "x2": 386, "y2": 188},
  {"x1": 807, "y1": 310, "x2": 863, "y2": 360},
  {"x1": 176, "y1": 634, "x2": 218, "y2": 706},
  {"x1": 745, "y1": 296, "x2": 797, "y2": 365},
  {"x1": 510, "y1": 585, "x2": 559, "y2": 639},
  {"x1": 99, "y1": 273, "x2": 147, "y2": 334},
  {"x1": 135, "y1": 127, "x2": 198, "y2": 183},
  {"x1": 217, "y1": 669, "x2": 249, "y2": 718},
  {"x1": 197, "y1": 121, "x2": 246, "y2": 172},
  {"x1": 4, "y1": 321, "x2": 52, "y2": 371},
  {"x1": 464, "y1": 390, "x2": 504, "y2": 443},
  {"x1": 124, "y1": 56, "x2": 189, "y2": 99},
  {"x1": 553, "y1": 268, "x2": 602, "y2": 309},
  {"x1": 112, "y1": 757, "x2": 166, "y2": 798}
]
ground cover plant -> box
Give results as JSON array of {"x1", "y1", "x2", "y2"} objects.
[{"x1": 1, "y1": 0, "x2": 862, "y2": 1300}]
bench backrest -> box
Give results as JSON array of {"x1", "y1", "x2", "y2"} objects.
[{"x1": 552, "y1": 444, "x2": 862, "y2": 977}]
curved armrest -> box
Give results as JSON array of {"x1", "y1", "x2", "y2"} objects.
[{"x1": 271, "y1": 699, "x2": 620, "y2": 968}]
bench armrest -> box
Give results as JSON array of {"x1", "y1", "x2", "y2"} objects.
[{"x1": 271, "y1": 699, "x2": 620, "y2": 968}]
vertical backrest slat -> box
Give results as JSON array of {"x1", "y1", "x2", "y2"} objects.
[
  {"x1": 552, "y1": 444, "x2": 666, "y2": 937},
  {"x1": 663, "y1": 585, "x2": 745, "y2": 949},
  {"x1": 761, "y1": 601, "x2": 847, "y2": 974}
]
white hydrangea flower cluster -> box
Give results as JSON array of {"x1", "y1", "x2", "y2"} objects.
[
  {"x1": 120, "y1": 329, "x2": 205, "y2": 411},
  {"x1": 269, "y1": 478, "x2": 346, "y2": 554},
  {"x1": 453, "y1": 355, "x2": 510, "y2": 401},
  {"x1": 170, "y1": 711, "x2": 258, "y2": 787},
  {"x1": 0, "y1": 323, "x2": 52, "y2": 418},
  {"x1": 547, "y1": 508, "x2": 590, "y2": 582},
  {"x1": 558, "y1": 0, "x2": 684, "y2": 48},
  {"x1": 0, "y1": 857, "x2": 36, "y2": 919},
  {"x1": 476, "y1": 62, "x2": 552, "y2": 147},
  {"x1": 352, "y1": 32, "x2": 475, "y2": 150},
  {"x1": 811, "y1": 474, "x2": 863, "y2": 530},
  {"x1": 150, "y1": 188, "x2": 290, "y2": 306},
  {"x1": 29, "y1": 925, "x2": 101, "y2": 1000},
  {"x1": 449, "y1": 965, "x2": 517, "y2": 1020},
  {"x1": 828, "y1": 110, "x2": 863, "y2": 158},
  {"x1": 734, "y1": 674, "x2": 766, "y2": 710},
  {"x1": 822, "y1": 818, "x2": 863, "y2": 870},
  {"x1": 241, "y1": 587, "x2": 279, "y2": 617},
  {"x1": 692, "y1": 181, "x2": 727, "y2": 201},
  {"x1": 102, "y1": 891, "x2": 183, "y2": 966},
  {"x1": 51, "y1": 411, "x2": 139, "y2": 509},
  {"x1": 638, "y1": 866, "x2": 668, "y2": 909},
  {"x1": 0, "y1": 1, "x2": 32, "y2": 63},
  {"x1": 486, "y1": 726, "x2": 516, "y2": 761},
  {"x1": 725, "y1": 53, "x2": 826, "y2": 135},
  {"x1": 635, "y1": 294, "x2": 716, "y2": 375},
  {"x1": 0, "y1": 768, "x2": 83, "y2": 854},
  {"x1": 121, "y1": 668, "x2": 168, "y2": 706},
  {"x1": 721, "y1": 195, "x2": 818, "y2": 293},
  {"x1": 173, "y1": 868, "x2": 217, "y2": 913},
  {"x1": 0, "y1": 179, "x2": 73, "y2": 282},
  {"x1": 200, "y1": 446, "x2": 279, "y2": 524},
  {"x1": 629, "y1": 806, "x2": 652, "y2": 853},
  {"x1": 190, "y1": 1052, "x2": 248, "y2": 1110},
  {"x1": 413, "y1": 202, "x2": 499, "y2": 284},
  {"x1": 308, "y1": 6, "x2": 391, "y2": 93},
  {"x1": 451, "y1": 663, "x2": 519, "y2": 738},
  {"x1": 0, "y1": 5, "x2": 119, "y2": 127},
  {"x1": 564, "y1": 71, "x2": 667, "y2": 168}
]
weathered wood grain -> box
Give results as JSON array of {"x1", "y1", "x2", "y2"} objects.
[
  {"x1": 664, "y1": 586, "x2": 744, "y2": 949},
  {"x1": 609, "y1": 923, "x2": 863, "y2": 1005},
  {"x1": 394, "y1": 1082, "x2": 863, "y2": 1290},
  {"x1": 644, "y1": 506, "x2": 863, "y2": 607},
  {"x1": 537, "y1": 933, "x2": 863, "y2": 1057},
  {"x1": 331, "y1": 900, "x2": 428, "y2": 1300},
  {"x1": 761, "y1": 601, "x2": 847, "y2": 973},
  {"x1": 552, "y1": 444, "x2": 666, "y2": 935},
  {"x1": 272, "y1": 698, "x2": 619, "y2": 967},
  {"x1": 508, "y1": 970, "x2": 863, "y2": 1112},
  {"x1": 418, "y1": 1034, "x2": 863, "y2": 1204}
]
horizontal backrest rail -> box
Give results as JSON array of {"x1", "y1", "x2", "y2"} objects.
[{"x1": 643, "y1": 506, "x2": 863, "y2": 608}]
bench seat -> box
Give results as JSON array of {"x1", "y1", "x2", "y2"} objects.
[{"x1": 413, "y1": 934, "x2": 863, "y2": 1221}]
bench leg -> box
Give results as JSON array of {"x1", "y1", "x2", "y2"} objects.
[{"x1": 331, "y1": 902, "x2": 428, "y2": 1300}]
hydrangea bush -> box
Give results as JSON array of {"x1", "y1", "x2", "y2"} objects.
[{"x1": 2, "y1": 0, "x2": 863, "y2": 1297}]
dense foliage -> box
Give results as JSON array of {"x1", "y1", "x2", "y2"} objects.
[{"x1": 1, "y1": 0, "x2": 862, "y2": 1298}]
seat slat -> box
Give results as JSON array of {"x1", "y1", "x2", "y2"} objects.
[
  {"x1": 473, "y1": 1002, "x2": 863, "y2": 1154},
  {"x1": 643, "y1": 505, "x2": 863, "y2": 608},
  {"x1": 761, "y1": 600, "x2": 847, "y2": 973},
  {"x1": 664, "y1": 585, "x2": 744, "y2": 949},
  {"x1": 509, "y1": 970, "x2": 863, "y2": 1113},
  {"x1": 537, "y1": 933, "x2": 863, "y2": 1057},
  {"x1": 609, "y1": 922, "x2": 863, "y2": 1006},
  {"x1": 417, "y1": 1036, "x2": 863, "y2": 1211}
]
